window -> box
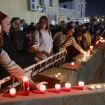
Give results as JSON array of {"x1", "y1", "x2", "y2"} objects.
[
  {"x1": 81, "y1": 3, "x2": 83, "y2": 17},
  {"x1": 78, "y1": 3, "x2": 81, "y2": 12},
  {"x1": 49, "y1": 0, "x2": 53, "y2": 7},
  {"x1": 63, "y1": 5, "x2": 67, "y2": 8},
  {"x1": 40, "y1": 0, "x2": 46, "y2": 5}
]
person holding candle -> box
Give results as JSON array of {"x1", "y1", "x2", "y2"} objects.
[
  {"x1": 0, "y1": 13, "x2": 47, "y2": 90},
  {"x1": 53, "y1": 22, "x2": 86, "y2": 62}
]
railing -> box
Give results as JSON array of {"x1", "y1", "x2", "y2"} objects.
[{"x1": 0, "y1": 50, "x2": 67, "y2": 93}]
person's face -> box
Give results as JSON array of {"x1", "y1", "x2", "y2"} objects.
[
  {"x1": 67, "y1": 28, "x2": 74, "y2": 36},
  {"x1": 13, "y1": 19, "x2": 21, "y2": 31},
  {"x1": 60, "y1": 22, "x2": 66, "y2": 28},
  {"x1": 77, "y1": 36, "x2": 82, "y2": 41},
  {"x1": 83, "y1": 33, "x2": 87, "y2": 37},
  {"x1": 40, "y1": 19, "x2": 47, "y2": 29},
  {"x1": 2, "y1": 17, "x2": 11, "y2": 33},
  {"x1": 92, "y1": 21, "x2": 97, "y2": 26}
]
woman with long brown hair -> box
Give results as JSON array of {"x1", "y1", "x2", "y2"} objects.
[{"x1": 32, "y1": 16, "x2": 53, "y2": 61}]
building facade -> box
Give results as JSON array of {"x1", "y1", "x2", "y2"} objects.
[
  {"x1": 59, "y1": 0, "x2": 86, "y2": 24},
  {"x1": 0, "y1": 0, "x2": 59, "y2": 24}
]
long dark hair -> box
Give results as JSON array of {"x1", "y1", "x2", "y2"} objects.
[
  {"x1": 39, "y1": 16, "x2": 50, "y2": 34},
  {"x1": 62, "y1": 22, "x2": 74, "y2": 35},
  {"x1": 0, "y1": 23, "x2": 3, "y2": 46}
]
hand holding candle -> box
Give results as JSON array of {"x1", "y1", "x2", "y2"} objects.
[
  {"x1": 23, "y1": 76, "x2": 30, "y2": 96},
  {"x1": 9, "y1": 88, "x2": 16, "y2": 97}
]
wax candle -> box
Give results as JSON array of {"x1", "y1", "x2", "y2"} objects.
[
  {"x1": 89, "y1": 85, "x2": 95, "y2": 90},
  {"x1": 65, "y1": 83, "x2": 71, "y2": 92},
  {"x1": 55, "y1": 75, "x2": 58, "y2": 78},
  {"x1": 9, "y1": 88, "x2": 16, "y2": 97},
  {"x1": 100, "y1": 37, "x2": 103, "y2": 40},
  {"x1": 90, "y1": 45, "x2": 93, "y2": 52},
  {"x1": 55, "y1": 84, "x2": 61, "y2": 93},
  {"x1": 96, "y1": 85, "x2": 101, "y2": 89},
  {"x1": 71, "y1": 62, "x2": 75, "y2": 66},
  {"x1": 78, "y1": 81, "x2": 84, "y2": 90},
  {"x1": 39, "y1": 85, "x2": 46, "y2": 94},
  {"x1": 58, "y1": 73, "x2": 61, "y2": 76},
  {"x1": 23, "y1": 76, "x2": 30, "y2": 96}
]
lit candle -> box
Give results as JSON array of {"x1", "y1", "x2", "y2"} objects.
[
  {"x1": 90, "y1": 85, "x2": 95, "y2": 90},
  {"x1": 71, "y1": 62, "x2": 75, "y2": 66},
  {"x1": 58, "y1": 73, "x2": 61, "y2": 76},
  {"x1": 96, "y1": 85, "x2": 101, "y2": 89},
  {"x1": 90, "y1": 46, "x2": 93, "y2": 52},
  {"x1": 9, "y1": 88, "x2": 16, "y2": 97},
  {"x1": 100, "y1": 37, "x2": 103, "y2": 40},
  {"x1": 23, "y1": 76, "x2": 30, "y2": 96},
  {"x1": 78, "y1": 81, "x2": 84, "y2": 90},
  {"x1": 55, "y1": 84, "x2": 61, "y2": 93},
  {"x1": 65, "y1": 83, "x2": 71, "y2": 92},
  {"x1": 55, "y1": 75, "x2": 58, "y2": 78},
  {"x1": 39, "y1": 85, "x2": 46, "y2": 94}
]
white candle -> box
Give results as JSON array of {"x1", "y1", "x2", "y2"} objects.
[
  {"x1": 71, "y1": 62, "x2": 75, "y2": 66},
  {"x1": 10, "y1": 88, "x2": 16, "y2": 97},
  {"x1": 58, "y1": 73, "x2": 61, "y2": 76},
  {"x1": 65, "y1": 83, "x2": 71, "y2": 92},
  {"x1": 100, "y1": 37, "x2": 103, "y2": 40},
  {"x1": 90, "y1": 85, "x2": 95, "y2": 90},
  {"x1": 39, "y1": 85, "x2": 46, "y2": 94},
  {"x1": 55, "y1": 84, "x2": 61, "y2": 93},
  {"x1": 55, "y1": 75, "x2": 58, "y2": 78},
  {"x1": 78, "y1": 81, "x2": 84, "y2": 90},
  {"x1": 96, "y1": 85, "x2": 101, "y2": 89},
  {"x1": 90, "y1": 45, "x2": 93, "y2": 51}
]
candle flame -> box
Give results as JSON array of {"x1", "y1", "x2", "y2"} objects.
[{"x1": 23, "y1": 76, "x2": 29, "y2": 81}]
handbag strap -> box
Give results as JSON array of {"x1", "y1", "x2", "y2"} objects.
[{"x1": 60, "y1": 36, "x2": 70, "y2": 47}]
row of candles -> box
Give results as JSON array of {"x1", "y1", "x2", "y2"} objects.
[
  {"x1": 9, "y1": 38, "x2": 105, "y2": 97},
  {"x1": 9, "y1": 77, "x2": 85, "y2": 97}
]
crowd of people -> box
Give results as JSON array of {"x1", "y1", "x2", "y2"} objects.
[{"x1": 0, "y1": 11, "x2": 105, "y2": 89}]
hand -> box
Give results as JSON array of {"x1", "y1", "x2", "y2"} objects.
[
  {"x1": 42, "y1": 51, "x2": 50, "y2": 57},
  {"x1": 35, "y1": 82, "x2": 48, "y2": 90},
  {"x1": 28, "y1": 45, "x2": 38, "y2": 52}
]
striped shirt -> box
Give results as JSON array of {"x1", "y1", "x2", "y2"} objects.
[{"x1": 53, "y1": 32, "x2": 84, "y2": 54}]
